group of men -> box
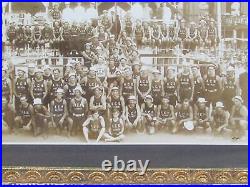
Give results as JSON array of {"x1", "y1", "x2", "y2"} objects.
[
  {"x1": 6, "y1": 7, "x2": 218, "y2": 57},
  {"x1": 3, "y1": 7, "x2": 247, "y2": 143},
  {"x1": 2, "y1": 55, "x2": 248, "y2": 142}
]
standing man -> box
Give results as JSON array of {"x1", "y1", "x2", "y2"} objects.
[
  {"x1": 49, "y1": 88, "x2": 73, "y2": 136},
  {"x1": 30, "y1": 68, "x2": 48, "y2": 104},
  {"x1": 69, "y1": 86, "x2": 88, "y2": 136},
  {"x1": 151, "y1": 69, "x2": 164, "y2": 107},
  {"x1": 137, "y1": 68, "x2": 151, "y2": 105},
  {"x1": 177, "y1": 65, "x2": 194, "y2": 103}
]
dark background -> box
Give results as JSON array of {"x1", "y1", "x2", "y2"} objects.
[{"x1": 2, "y1": 145, "x2": 248, "y2": 168}]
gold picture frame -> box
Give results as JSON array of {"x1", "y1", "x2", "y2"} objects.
[{"x1": 2, "y1": 167, "x2": 248, "y2": 184}]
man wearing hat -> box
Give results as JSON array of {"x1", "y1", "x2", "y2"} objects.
[
  {"x1": 49, "y1": 88, "x2": 73, "y2": 136},
  {"x1": 125, "y1": 95, "x2": 142, "y2": 133},
  {"x1": 27, "y1": 63, "x2": 36, "y2": 82},
  {"x1": 43, "y1": 65, "x2": 53, "y2": 81},
  {"x1": 191, "y1": 65, "x2": 205, "y2": 104},
  {"x1": 93, "y1": 57, "x2": 108, "y2": 84},
  {"x1": 30, "y1": 68, "x2": 48, "y2": 104},
  {"x1": 211, "y1": 101, "x2": 230, "y2": 135},
  {"x1": 100, "y1": 10, "x2": 111, "y2": 32},
  {"x1": 193, "y1": 97, "x2": 210, "y2": 132},
  {"x1": 164, "y1": 66, "x2": 177, "y2": 107},
  {"x1": 89, "y1": 86, "x2": 106, "y2": 116},
  {"x1": 14, "y1": 96, "x2": 34, "y2": 132},
  {"x1": 33, "y1": 98, "x2": 50, "y2": 137},
  {"x1": 157, "y1": 96, "x2": 176, "y2": 132},
  {"x1": 177, "y1": 65, "x2": 194, "y2": 103},
  {"x1": 107, "y1": 86, "x2": 126, "y2": 120},
  {"x1": 137, "y1": 68, "x2": 151, "y2": 106},
  {"x1": 69, "y1": 86, "x2": 88, "y2": 136},
  {"x1": 151, "y1": 69, "x2": 164, "y2": 106},
  {"x1": 175, "y1": 99, "x2": 194, "y2": 133},
  {"x1": 2, "y1": 66, "x2": 12, "y2": 103},
  {"x1": 204, "y1": 64, "x2": 222, "y2": 107},
  {"x1": 141, "y1": 95, "x2": 158, "y2": 134},
  {"x1": 221, "y1": 66, "x2": 239, "y2": 111},
  {"x1": 123, "y1": 12, "x2": 133, "y2": 37},
  {"x1": 230, "y1": 96, "x2": 248, "y2": 140},
  {"x1": 14, "y1": 68, "x2": 30, "y2": 113},
  {"x1": 121, "y1": 67, "x2": 136, "y2": 104}
]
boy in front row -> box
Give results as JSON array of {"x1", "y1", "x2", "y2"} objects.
[
  {"x1": 104, "y1": 109, "x2": 125, "y2": 142},
  {"x1": 82, "y1": 111, "x2": 106, "y2": 143}
]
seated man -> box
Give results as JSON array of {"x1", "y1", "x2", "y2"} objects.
[
  {"x1": 125, "y1": 95, "x2": 142, "y2": 133},
  {"x1": 32, "y1": 98, "x2": 51, "y2": 137},
  {"x1": 104, "y1": 109, "x2": 125, "y2": 142},
  {"x1": 211, "y1": 102, "x2": 230, "y2": 136},
  {"x1": 141, "y1": 95, "x2": 158, "y2": 134},
  {"x1": 230, "y1": 96, "x2": 248, "y2": 140},
  {"x1": 2, "y1": 97, "x2": 15, "y2": 133},
  {"x1": 175, "y1": 99, "x2": 194, "y2": 133},
  {"x1": 14, "y1": 96, "x2": 34, "y2": 133},
  {"x1": 82, "y1": 111, "x2": 106, "y2": 143},
  {"x1": 157, "y1": 96, "x2": 175, "y2": 132},
  {"x1": 49, "y1": 88, "x2": 73, "y2": 136},
  {"x1": 193, "y1": 97, "x2": 210, "y2": 132}
]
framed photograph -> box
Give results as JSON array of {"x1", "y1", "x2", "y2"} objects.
[{"x1": 2, "y1": 2, "x2": 248, "y2": 184}]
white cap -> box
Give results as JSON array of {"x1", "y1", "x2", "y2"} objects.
[
  {"x1": 33, "y1": 98, "x2": 42, "y2": 105},
  {"x1": 68, "y1": 73, "x2": 76, "y2": 78},
  {"x1": 56, "y1": 88, "x2": 64, "y2": 94},
  {"x1": 128, "y1": 95, "x2": 137, "y2": 101},
  {"x1": 43, "y1": 65, "x2": 51, "y2": 70},
  {"x1": 167, "y1": 66, "x2": 175, "y2": 71},
  {"x1": 145, "y1": 95, "x2": 153, "y2": 101},
  {"x1": 28, "y1": 63, "x2": 36, "y2": 68},
  {"x1": 35, "y1": 68, "x2": 43, "y2": 73},
  {"x1": 66, "y1": 63, "x2": 73, "y2": 67},
  {"x1": 111, "y1": 87, "x2": 119, "y2": 91},
  {"x1": 152, "y1": 69, "x2": 161, "y2": 74},
  {"x1": 232, "y1": 96, "x2": 243, "y2": 103},
  {"x1": 74, "y1": 86, "x2": 83, "y2": 93},
  {"x1": 184, "y1": 121, "x2": 194, "y2": 131},
  {"x1": 197, "y1": 97, "x2": 207, "y2": 103},
  {"x1": 215, "y1": 102, "x2": 224, "y2": 108}
]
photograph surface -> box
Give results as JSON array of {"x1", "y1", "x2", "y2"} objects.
[{"x1": 2, "y1": 2, "x2": 248, "y2": 145}]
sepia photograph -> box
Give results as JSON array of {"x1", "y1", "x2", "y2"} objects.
[{"x1": 2, "y1": 2, "x2": 248, "y2": 145}]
